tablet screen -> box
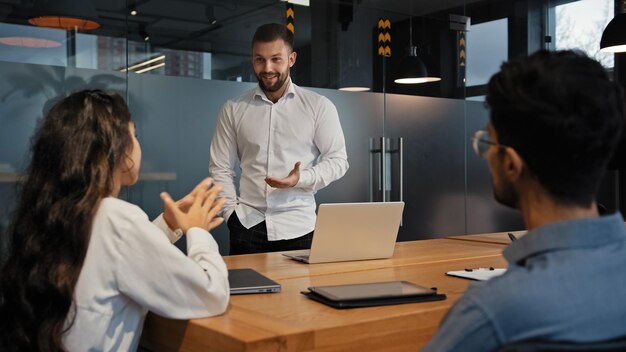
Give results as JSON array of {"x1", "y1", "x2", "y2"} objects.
[{"x1": 308, "y1": 281, "x2": 435, "y2": 301}]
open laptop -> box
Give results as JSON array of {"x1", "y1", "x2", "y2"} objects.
[
  {"x1": 283, "y1": 201, "x2": 405, "y2": 264},
  {"x1": 228, "y1": 268, "x2": 281, "y2": 295}
]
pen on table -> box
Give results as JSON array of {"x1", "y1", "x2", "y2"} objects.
[
  {"x1": 508, "y1": 232, "x2": 517, "y2": 242},
  {"x1": 464, "y1": 267, "x2": 495, "y2": 272}
]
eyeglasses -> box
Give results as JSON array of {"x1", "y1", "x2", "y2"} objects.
[{"x1": 472, "y1": 129, "x2": 506, "y2": 158}]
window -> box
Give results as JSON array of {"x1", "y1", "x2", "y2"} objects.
[
  {"x1": 555, "y1": 0, "x2": 614, "y2": 69},
  {"x1": 466, "y1": 18, "x2": 508, "y2": 87}
]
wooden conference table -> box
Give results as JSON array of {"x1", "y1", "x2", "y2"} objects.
[{"x1": 140, "y1": 233, "x2": 515, "y2": 351}]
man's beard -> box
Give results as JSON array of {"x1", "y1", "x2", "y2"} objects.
[{"x1": 257, "y1": 70, "x2": 289, "y2": 92}]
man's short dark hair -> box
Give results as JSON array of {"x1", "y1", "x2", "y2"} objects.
[
  {"x1": 252, "y1": 23, "x2": 294, "y2": 51},
  {"x1": 486, "y1": 50, "x2": 624, "y2": 206}
]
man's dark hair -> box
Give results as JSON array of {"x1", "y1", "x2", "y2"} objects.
[
  {"x1": 252, "y1": 23, "x2": 294, "y2": 51},
  {"x1": 486, "y1": 50, "x2": 624, "y2": 206}
]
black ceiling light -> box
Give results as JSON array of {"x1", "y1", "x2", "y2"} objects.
[
  {"x1": 338, "y1": 62, "x2": 370, "y2": 92},
  {"x1": 600, "y1": 0, "x2": 626, "y2": 53},
  {"x1": 140, "y1": 26, "x2": 149, "y2": 42},
  {"x1": 393, "y1": 3, "x2": 440, "y2": 84},
  {"x1": 394, "y1": 46, "x2": 441, "y2": 84},
  {"x1": 28, "y1": 0, "x2": 100, "y2": 31},
  {"x1": 206, "y1": 5, "x2": 217, "y2": 26}
]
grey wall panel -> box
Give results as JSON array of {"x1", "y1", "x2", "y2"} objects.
[
  {"x1": 385, "y1": 94, "x2": 467, "y2": 240},
  {"x1": 307, "y1": 88, "x2": 384, "y2": 204},
  {"x1": 125, "y1": 75, "x2": 257, "y2": 253},
  {"x1": 464, "y1": 101, "x2": 524, "y2": 234}
]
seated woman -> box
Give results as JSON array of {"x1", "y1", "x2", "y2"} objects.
[{"x1": 0, "y1": 90, "x2": 229, "y2": 351}]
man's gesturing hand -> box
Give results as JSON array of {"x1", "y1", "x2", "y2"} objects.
[{"x1": 265, "y1": 161, "x2": 301, "y2": 188}]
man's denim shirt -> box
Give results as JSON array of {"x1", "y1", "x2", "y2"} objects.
[{"x1": 424, "y1": 213, "x2": 626, "y2": 352}]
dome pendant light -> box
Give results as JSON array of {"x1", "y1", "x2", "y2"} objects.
[
  {"x1": 394, "y1": 45, "x2": 440, "y2": 84},
  {"x1": 600, "y1": 0, "x2": 626, "y2": 53},
  {"x1": 393, "y1": 3, "x2": 440, "y2": 84}
]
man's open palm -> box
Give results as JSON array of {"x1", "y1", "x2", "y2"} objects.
[{"x1": 265, "y1": 162, "x2": 301, "y2": 188}]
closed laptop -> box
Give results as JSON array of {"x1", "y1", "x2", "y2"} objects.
[{"x1": 228, "y1": 268, "x2": 281, "y2": 294}]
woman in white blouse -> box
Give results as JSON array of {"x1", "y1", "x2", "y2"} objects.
[{"x1": 0, "y1": 90, "x2": 229, "y2": 351}]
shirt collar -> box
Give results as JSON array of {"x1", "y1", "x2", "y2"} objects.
[
  {"x1": 253, "y1": 77, "x2": 296, "y2": 103},
  {"x1": 504, "y1": 212, "x2": 626, "y2": 265}
]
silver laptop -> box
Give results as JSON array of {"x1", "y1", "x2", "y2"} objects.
[
  {"x1": 283, "y1": 202, "x2": 404, "y2": 264},
  {"x1": 228, "y1": 268, "x2": 281, "y2": 294}
]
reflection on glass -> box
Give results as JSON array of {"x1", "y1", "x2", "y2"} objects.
[{"x1": 0, "y1": 23, "x2": 66, "y2": 66}]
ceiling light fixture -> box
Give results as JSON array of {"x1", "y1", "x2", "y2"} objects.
[
  {"x1": 600, "y1": 0, "x2": 626, "y2": 53},
  {"x1": 135, "y1": 62, "x2": 164, "y2": 74},
  {"x1": 120, "y1": 54, "x2": 165, "y2": 73},
  {"x1": 338, "y1": 65, "x2": 371, "y2": 92},
  {"x1": 28, "y1": 0, "x2": 100, "y2": 30},
  {"x1": 206, "y1": 5, "x2": 217, "y2": 25},
  {"x1": 393, "y1": 2, "x2": 440, "y2": 84},
  {"x1": 130, "y1": 5, "x2": 138, "y2": 16},
  {"x1": 279, "y1": 0, "x2": 310, "y2": 7},
  {"x1": 140, "y1": 26, "x2": 150, "y2": 42}
]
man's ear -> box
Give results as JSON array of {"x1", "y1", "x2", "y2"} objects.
[
  {"x1": 502, "y1": 147, "x2": 524, "y2": 181},
  {"x1": 289, "y1": 51, "x2": 297, "y2": 67}
]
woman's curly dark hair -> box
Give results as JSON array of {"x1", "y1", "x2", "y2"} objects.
[{"x1": 0, "y1": 90, "x2": 132, "y2": 351}]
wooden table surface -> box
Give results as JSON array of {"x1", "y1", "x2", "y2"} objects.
[
  {"x1": 140, "y1": 238, "x2": 508, "y2": 352},
  {"x1": 446, "y1": 230, "x2": 527, "y2": 246}
]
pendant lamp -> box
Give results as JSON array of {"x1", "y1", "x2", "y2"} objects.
[
  {"x1": 600, "y1": 0, "x2": 626, "y2": 53},
  {"x1": 28, "y1": 0, "x2": 100, "y2": 31},
  {"x1": 394, "y1": 45, "x2": 440, "y2": 84},
  {"x1": 394, "y1": 6, "x2": 440, "y2": 84},
  {"x1": 338, "y1": 64, "x2": 371, "y2": 91}
]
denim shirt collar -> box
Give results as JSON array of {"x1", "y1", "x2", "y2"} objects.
[{"x1": 504, "y1": 212, "x2": 626, "y2": 265}]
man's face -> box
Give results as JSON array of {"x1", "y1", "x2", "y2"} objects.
[
  {"x1": 252, "y1": 39, "x2": 296, "y2": 93},
  {"x1": 486, "y1": 124, "x2": 519, "y2": 209}
]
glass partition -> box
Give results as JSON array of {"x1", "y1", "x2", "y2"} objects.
[{"x1": 0, "y1": 0, "x2": 620, "y2": 255}]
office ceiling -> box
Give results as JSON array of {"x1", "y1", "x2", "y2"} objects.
[{"x1": 0, "y1": 0, "x2": 480, "y2": 55}]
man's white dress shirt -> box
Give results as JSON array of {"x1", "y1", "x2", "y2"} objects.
[
  {"x1": 62, "y1": 197, "x2": 229, "y2": 351},
  {"x1": 209, "y1": 79, "x2": 349, "y2": 241}
]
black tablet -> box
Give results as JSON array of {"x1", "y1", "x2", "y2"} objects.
[
  {"x1": 302, "y1": 281, "x2": 446, "y2": 308},
  {"x1": 308, "y1": 281, "x2": 435, "y2": 301}
]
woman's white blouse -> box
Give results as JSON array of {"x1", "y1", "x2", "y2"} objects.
[{"x1": 62, "y1": 197, "x2": 229, "y2": 351}]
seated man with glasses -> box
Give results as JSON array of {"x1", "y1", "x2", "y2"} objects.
[{"x1": 424, "y1": 50, "x2": 626, "y2": 351}]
